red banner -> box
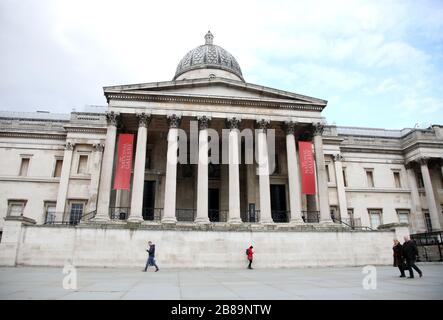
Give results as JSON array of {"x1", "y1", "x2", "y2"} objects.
[
  {"x1": 113, "y1": 134, "x2": 134, "y2": 190},
  {"x1": 298, "y1": 141, "x2": 316, "y2": 195}
]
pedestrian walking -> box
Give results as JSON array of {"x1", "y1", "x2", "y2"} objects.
[
  {"x1": 246, "y1": 245, "x2": 254, "y2": 269},
  {"x1": 402, "y1": 236, "x2": 422, "y2": 279},
  {"x1": 393, "y1": 239, "x2": 406, "y2": 277},
  {"x1": 143, "y1": 241, "x2": 159, "y2": 272}
]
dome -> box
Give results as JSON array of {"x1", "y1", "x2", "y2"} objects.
[{"x1": 173, "y1": 31, "x2": 244, "y2": 81}]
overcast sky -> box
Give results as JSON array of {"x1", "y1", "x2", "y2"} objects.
[{"x1": 1, "y1": 0, "x2": 442, "y2": 129}]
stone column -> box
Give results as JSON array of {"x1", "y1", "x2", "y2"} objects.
[
  {"x1": 405, "y1": 163, "x2": 426, "y2": 232},
  {"x1": 420, "y1": 158, "x2": 440, "y2": 230},
  {"x1": 162, "y1": 114, "x2": 181, "y2": 224},
  {"x1": 313, "y1": 123, "x2": 332, "y2": 223},
  {"x1": 195, "y1": 116, "x2": 210, "y2": 224},
  {"x1": 283, "y1": 121, "x2": 303, "y2": 224},
  {"x1": 87, "y1": 143, "x2": 104, "y2": 213},
  {"x1": 55, "y1": 142, "x2": 75, "y2": 216},
  {"x1": 227, "y1": 117, "x2": 242, "y2": 224},
  {"x1": 257, "y1": 119, "x2": 273, "y2": 224},
  {"x1": 128, "y1": 113, "x2": 151, "y2": 222},
  {"x1": 95, "y1": 111, "x2": 119, "y2": 221},
  {"x1": 333, "y1": 154, "x2": 349, "y2": 220}
]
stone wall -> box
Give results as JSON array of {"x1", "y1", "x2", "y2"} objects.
[{"x1": 1, "y1": 221, "x2": 400, "y2": 268}]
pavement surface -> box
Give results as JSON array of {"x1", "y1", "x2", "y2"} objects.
[{"x1": 0, "y1": 264, "x2": 442, "y2": 300}]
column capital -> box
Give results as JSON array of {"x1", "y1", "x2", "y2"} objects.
[
  {"x1": 256, "y1": 119, "x2": 270, "y2": 132},
  {"x1": 136, "y1": 113, "x2": 151, "y2": 128},
  {"x1": 93, "y1": 143, "x2": 104, "y2": 152},
  {"x1": 105, "y1": 111, "x2": 120, "y2": 127},
  {"x1": 283, "y1": 121, "x2": 297, "y2": 135},
  {"x1": 65, "y1": 142, "x2": 75, "y2": 150},
  {"x1": 333, "y1": 154, "x2": 344, "y2": 162},
  {"x1": 197, "y1": 115, "x2": 211, "y2": 130},
  {"x1": 226, "y1": 117, "x2": 241, "y2": 130},
  {"x1": 313, "y1": 122, "x2": 324, "y2": 136},
  {"x1": 418, "y1": 157, "x2": 430, "y2": 165},
  {"x1": 167, "y1": 114, "x2": 182, "y2": 128}
]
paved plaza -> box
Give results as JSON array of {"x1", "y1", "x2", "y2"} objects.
[{"x1": 0, "y1": 264, "x2": 442, "y2": 300}]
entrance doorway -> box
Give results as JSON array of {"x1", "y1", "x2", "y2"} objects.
[
  {"x1": 142, "y1": 180, "x2": 156, "y2": 220},
  {"x1": 270, "y1": 184, "x2": 287, "y2": 222},
  {"x1": 208, "y1": 188, "x2": 220, "y2": 222}
]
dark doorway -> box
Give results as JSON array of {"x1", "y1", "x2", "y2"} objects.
[
  {"x1": 208, "y1": 188, "x2": 220, "y2": 222},
  {"x1": 270, "y1": 184, "x2": 288, "y2": 222},
  {"x1": 142, "y1": 181, "x2": 156, "y2": 220}
]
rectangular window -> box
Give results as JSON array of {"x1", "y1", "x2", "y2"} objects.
[
  {"x1": 393, "y1": 171, "x2": 401, "y2": 188},
  {"x1": 77, "y1": 155, "x2": 88, "y2": 174},
  {"x1": 69, "y1": 203, "x2": 84, "y2": 225},
  {"x1": 397, "y1": 209, "x2": 410, "y2": 224},
  {"x1": 53, "y1": 159, "x2": 63, "y2": 178},
  {"x1": 8, "y1": 200, "x2": 26, "y2": 217},
  {"x1": 19, "y1": 158, "x2": 30, "y2": 176},
  {"x1": 417, "y1": 172, "x2": 424, "y2": 188},
  {"x1": 369, "y1": 209, "x2": 382, "y2": 229},
  {"x1": 342, "y1": 168, "x2": 348, "y2": 187},
  {"x1": 44, "y1": 203, "x2": 56, "y2": 223},
  {"x1": 423, "y1": 210, "x2": 432, "y2": 232},
  {"x1": 330, "y1": 206, "x2": 338, "y2": 221},
  {"x1": 325, "y1": 164, "x2": 331, "y2": 182},
  {"x1": 366, "y1": 170, "x2": 374, "y2": 187}
]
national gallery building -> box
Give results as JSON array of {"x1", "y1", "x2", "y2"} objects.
[{"x1": 0, "y1": 32, "x2": 442, "y2": 268}]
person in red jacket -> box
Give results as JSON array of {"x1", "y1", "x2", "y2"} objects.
[{"x1": 246, "y1": 246, "x2": 254, "y2": 269}]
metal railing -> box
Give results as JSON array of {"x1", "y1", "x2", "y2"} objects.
[
  {"x1": 332, "y1": 217, "x2": 373, "y2": 231},
  {"x1": 245, "y1": 210, "x2": 260, "y2": 223},
  {"x1": 208, "y1": 209, "x2": 228, "y2": 222},
  {"x1": 44, "y1": 210, "x2": 96, "y2": 226},
  {"x1": 176, "y1": 208, "x2": 196, "y2": 222},
  {"x1": 411, "y1": 231, "x2": 443, "y2": 262},
  {"x1": 142, "y1": 208, "x2": 162, "y2": 221},
  {"x1": 302, "y1": 211, "x2": 320, "y2": 223},
  {"x1": 271, "y1": 210, "x2": 289, "y2": 223},
  {"x1": 109, "y1": 207, "x2": 130, "y2": 220}
]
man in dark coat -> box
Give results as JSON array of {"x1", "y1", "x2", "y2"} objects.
[
  {"x1": 393, "y1": 239, "x2": 405, "y2": 277},
  {"x1": 402, "y1": 236, "x2": 422, "y2": 278},
  {"x1": 143, "y1": 241, "x2": 159, "y2": 272}
]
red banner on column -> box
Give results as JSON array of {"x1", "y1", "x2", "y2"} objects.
[
  {"x1": 298, "y1": 141, "x2": 316, "y2": 195},
  {"x1": 113, "y1": 134, "x2": 134, "y2": 190}
]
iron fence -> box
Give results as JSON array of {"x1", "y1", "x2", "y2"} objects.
[
  {"x1": 271, "y1": 210, "x2": 289, "y2": 223},
  {"x1": 142, "y1": 208, "x2": 162, "y2": 221},
  {"x1": 411, "y1": 231, "x2": 443, "y2": 262},
  {"x1": 302, "y1": 211, "x2": 320, "y2": 223},
  {"x1": 109, "y1": 207, "x2": 130, "y2": 220},
  {"x1": 44, "y1": 210, "x2": 96, "y2": 226},
  {"x1": 176, "y1": 208, "x2": 196, "y2": 222}
]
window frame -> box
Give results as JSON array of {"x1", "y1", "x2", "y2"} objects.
[
  {"x1": 365, "y1": 169, "x2": 375, "y2": 188},
  {"x1": 7, "y1": 199, "x2": 27, "y2": 217},
  {"x1": 53, "y1": 157, "x2": 63, "y2": 178},
  {"x1": 396, "y1": 209, "x2": 410, "y2": 225},
  {"x1": 18, "y1": 156, "x2": 31, "y2": 177},
  {"x1": 368, "y1": 208, "x2": 382, "y2": 229}
]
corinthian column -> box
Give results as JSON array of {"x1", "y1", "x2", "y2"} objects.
[
  {"x1": 405, "y1": 162, "x2": 426, "y2": 232},
  {"x1": 420, "y1": 158, "x2": 440, "y2": 231},
  {"x1": 257, "y1": 119, "x2": 273, "y2": 224},
  {"x1": 283, "y1": 121, "x2": 304, "y2": 224},
  {"x1": 128, "y1": 113, "x2": 151, "y2": 222},
  {"x1": 195, "y1": 116, "x2": 210, "y2": 224},
  {"x1": 313, "y1": 123, "x2": 332, "y2": 223},
  {"x1": 227, "y1": 117, "x2": 242, "y2": 224},
  {"x1": 55, "y1": 142, "x2": 75, "y2": 216},
  {"x1": 162, "y1": 114, "x2": 181, "y2": 224},
  {"x1": 95, "y1": 111, "x2": 119, "y2": 221}
]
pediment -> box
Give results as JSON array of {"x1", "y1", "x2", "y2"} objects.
[{"x1": 104, "y1": 77, "x2": 327, "y2": 106}]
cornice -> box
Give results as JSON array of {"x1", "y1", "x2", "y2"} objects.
[
  {"x1": 105, "y1": 92, "x2": 324, "y2": 112},
  {"x1": 0, "y1": 131, "x2": 67, "y2": 140}
]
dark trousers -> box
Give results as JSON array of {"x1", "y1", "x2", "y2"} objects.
[
  {"x1": 397, "y1": 265, "x2": 405, "y2": 276},
  {"x1": 406, "y1": 259, "x2": 422, "y2": 278},
  {"x1": 144, "y1": 256, "x2": 159, "y2": 271},
  {"x1": 248, "y1": 259, "x2": 252, "y2": 269}
]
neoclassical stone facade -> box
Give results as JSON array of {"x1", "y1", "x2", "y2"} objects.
[{"x1": 0, "y1": 32, "x2": 442, "y2": 267}]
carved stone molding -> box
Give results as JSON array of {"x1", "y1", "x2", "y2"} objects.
[
  {"x1": 65, "y1": 142, "x2": 75, "y2": 151},
  {"x1": 136, "y1": 113, "x2": 151, "y2": 128},
  {"x1": 226, "y1": 117, "x2": 241, "y2": 130},
  {"x1": 105, "y1": 111, "x2": 120, "y2": 127},
  {"x1": 313, "y1": 122, "x2": 324, "y2": 136},
  {"x1": 333, "y1": 154, "x2": 344, "y2": 162},
  {"x1": 283, "y1": 121, "x2": 297, "y2": 135},
  {"x1": 197, "y1": 116, "x2": 211, "y2": 130},
  {"x1": 93, "y1": 143, "x2": 104, "y2": 152},
  {"x1": 418, "y1": 157, "x2": 429, "y2": 166},
  {"x1": 167, "y1": 114, "x2": 182, "y2": 128},
  {"x1": 256, "y1": 119, "x2": 270, "y2": 132}
]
